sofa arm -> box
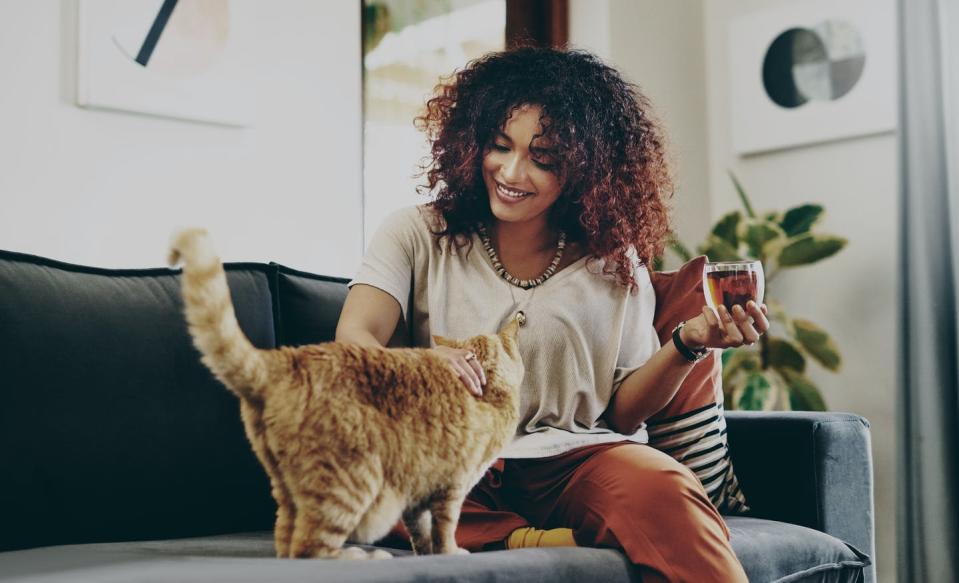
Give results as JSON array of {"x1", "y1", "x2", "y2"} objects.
[{"x1": 724, "y1": 411, "x2": 875, "y2": 579}]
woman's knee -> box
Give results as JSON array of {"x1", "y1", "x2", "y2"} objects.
[{"x1": 571, "y1": 444, "x2": 714, "y2": 521}]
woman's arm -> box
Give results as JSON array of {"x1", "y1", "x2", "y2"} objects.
[
  {"x1": 334, "y1": 284, "x2": 402, "y2": 348},
  {"x1": 605, "y1": 331, "x2": 698, "y2": 434},
  {"x1": 606, "y1": 302, "x2": 769, "y2": 434},
  {"x1": 334, "y1": 283, "x2": 487, "y2": 395}
]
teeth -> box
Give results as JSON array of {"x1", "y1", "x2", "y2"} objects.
[{"x1": 497, "y1": 184, "x2": 531, "y2": 199}]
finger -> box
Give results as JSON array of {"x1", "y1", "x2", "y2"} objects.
[
  {"x1": 703, "y1": 305, "x2": 721, "y2": 329},
  {"x1": 718, "y1": 306, "x2": 743, "y2": 344},
  {"x1": 459, "y1": 353, "x2": 483, "y2": 394},
  {"x1": 465, "y1": 354, "x2": 486, "y2": 386},
  {"x1": 708, "y1": 307, "x2": 728, "y2": 341},
  {"x1": 458, "y1": 358, "x2": 484, "y2": 395},
  {"x1": 702, "y1": 306, "x2": 724, "y2": 343},
  {"x1": 732, "y1": 305, "x2": 760, "y2": 345},
  {"x1": 747, "y1": 301, "x2": 770, "y2": 333},
  {"x1": 451, "y1": 361, "x2": 482, "y2": 396},
  {"x1": 732, "y1": 304, "x2": 753, "y2": 325}
]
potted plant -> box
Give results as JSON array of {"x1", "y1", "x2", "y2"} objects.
[{"x1": 666, "y1": 172, "x2": 847, "y2": 411}]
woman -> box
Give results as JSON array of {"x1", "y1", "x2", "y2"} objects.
[{"x1": 336, "y1": 47, "x2": 767, "y2": 582}]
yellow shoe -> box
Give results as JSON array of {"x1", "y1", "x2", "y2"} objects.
[{"x1": 506, "y1": 527, "x2": 577, "y2": 549}]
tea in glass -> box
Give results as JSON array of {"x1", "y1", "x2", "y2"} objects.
[{"x1": 703, "y1": 260, "x2": 765, "y2": 312}]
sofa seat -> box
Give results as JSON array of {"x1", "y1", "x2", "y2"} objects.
[
  {"x1": 0, "y1": 533, "x2": 635, "y2": 583},
  {"x1": 0, "y1": 517, "x2": 867, "y2": 583}
]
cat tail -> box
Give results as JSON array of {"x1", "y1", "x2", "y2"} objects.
[{"x1": 168, "y1": 228, "x2": 268, "y2": 401}]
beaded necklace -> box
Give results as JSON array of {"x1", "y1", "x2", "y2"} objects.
[{"x1": 477, "y1": 223, "x2": 567, "y2": 290}]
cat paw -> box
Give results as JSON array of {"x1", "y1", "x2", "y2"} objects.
[
  {"x1": 338, "y1": 547, "x2": 393, "y2": 560},
  {"x1": 339, "y1": 547, "x2": 370, "y2": 560}
]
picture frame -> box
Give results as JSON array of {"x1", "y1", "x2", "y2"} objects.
[
  {"x1": 728, "y1": 0, "x2": 896, "y2": 155},
  {"x1": 76, "y1": 0, "x2": 254, "y2": 127}
]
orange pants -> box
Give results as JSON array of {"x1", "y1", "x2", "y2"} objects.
[{"x1": 385, "y1": 441, "x2": 747, "y2": 583}]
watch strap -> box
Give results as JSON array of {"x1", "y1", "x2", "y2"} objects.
[{"x1": 672, "y1": 321, "x2": 709, "y2": 363}]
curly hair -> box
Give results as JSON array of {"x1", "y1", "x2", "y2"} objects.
[{"x1": 414, "y1": 46, "x2": 674, "y2": 289}]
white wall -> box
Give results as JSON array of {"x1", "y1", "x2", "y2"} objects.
[
  {"x1": 0, "y1": 0, "x2": 363, "y2": 277},
  {"x1": 570, "y1": 0, "x2": 712, "y2": 245},
  {"x1": 703, "y1": 2, "x2": 899, "y2": 581}
]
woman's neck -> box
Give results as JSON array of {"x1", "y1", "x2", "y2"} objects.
[{"x1": 491, "y1": 217, "x2": 557, "y2": 255}]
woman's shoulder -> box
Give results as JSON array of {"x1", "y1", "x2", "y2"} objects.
[{"x1": 374, "y1": 204, "x2": 441, "y2": 241}]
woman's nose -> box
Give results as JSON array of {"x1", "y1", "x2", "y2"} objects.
[{"x1": 501, "y1": 154, "x2": 525, "y2": 182}]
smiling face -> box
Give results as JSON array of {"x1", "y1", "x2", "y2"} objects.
[{"x1": 482, "y1": 104, "x2": 564, "y2": 227}]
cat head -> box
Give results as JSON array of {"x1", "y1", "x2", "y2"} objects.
[{"x1": 432, "y1": 317, "x2": 524, "y2": 391}]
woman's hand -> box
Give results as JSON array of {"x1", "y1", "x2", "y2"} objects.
[
  {"x1": 429, "y1": 345, "x2": 487, "y2": 396},
  {"x1": 680, "y1": 301, "x2": 770, "y2": 350}
]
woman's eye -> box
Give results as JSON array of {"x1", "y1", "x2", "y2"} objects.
[
  {"x1": 492, "y1": 144, "x2": 509, "y2": 152},
  {"x1": 533, "y1": 160, "x2": 556, "y2": 171}
]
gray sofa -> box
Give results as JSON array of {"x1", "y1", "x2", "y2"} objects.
[{"x1": 0, "y1": 250, "x2": 874, "y2": 582}]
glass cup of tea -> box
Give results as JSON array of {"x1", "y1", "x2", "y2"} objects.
[{"x1": 703, "y1": 260, "x2": 765, "y2": 314}]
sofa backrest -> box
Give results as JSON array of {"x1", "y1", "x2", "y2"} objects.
[
  {"x1": 0, "y1": 251, "x2": 280, "y2": 552},
  {"x1": 272, "y1": 263, "x2": 350, "y2": 347}
]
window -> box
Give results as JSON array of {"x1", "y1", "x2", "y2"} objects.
[{"x1": 362, "y1": 0, "x2": 567, "y2": 241}]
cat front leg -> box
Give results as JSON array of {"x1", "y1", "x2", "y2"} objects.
[
  {"x1": 429, "y1": 487, "x2": 470, "y2": 555},
  {"x1": 402, "y1": 506, "x2": 433, "y2": 555}
]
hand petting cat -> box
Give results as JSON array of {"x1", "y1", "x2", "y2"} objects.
[{"x1": 430, "y1": 345, "x2": 486, "y2": 396}]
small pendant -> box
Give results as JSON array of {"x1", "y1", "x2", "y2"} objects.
[{"x1": 515, "y1": 310, "x2": 527, "y2": 327}]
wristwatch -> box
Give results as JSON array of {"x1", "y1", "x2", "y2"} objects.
[{"x1": 672, "y1": 321, "x2": 709, "y2": 363}]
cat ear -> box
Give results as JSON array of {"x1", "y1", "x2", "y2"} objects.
[{"x1": 498, "y1": 317, "x2": 520, "y2": 340}]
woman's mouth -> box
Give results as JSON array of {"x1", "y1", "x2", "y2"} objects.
[{"x1": 495, "y1": 182, "x2": 534, "y2": 201}]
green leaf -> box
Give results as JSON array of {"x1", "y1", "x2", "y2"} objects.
[
  {"x1": 699, "y1": 235, "x2": 742, "y2": 262},
  {"x1": 781, "y1": 369, "x2": 828, "y2": 411},
  {"x1": 764, "y1": 299, "x2": 791, "y2": 326},
  {"x1": 722, "y1": 348, "x2": 761, "y2": 386},
  {"x1": 728, "y1": 170, "x2": 756, "y2": 218},
  {"x1": 668, "y1": 235, "x2": 694, "y2": 262},
  {"x1": 739, "y1": 218, "x2": 786, "y2": 259},
  {"x1": 793, "y1": 319, "x2": 842, "y2": 371},
  {"x1": 777, "y1": 234, "x2": 847, "y2": 267},
  {"x1": 652, "y1": 255, "x2": 665, "y2": 271},
  {"x1": 736, "y1": 372, "x2": 772, "y2": 410},
  {"x1": 780, "y1": 204, "x2": 824, "y2": 237},
  {"x1": 712, "y1": 211, "x2": 742, "y2": 248},
  {"x1": 767, "y1": 337, "x2": 806, "y2": 373}
]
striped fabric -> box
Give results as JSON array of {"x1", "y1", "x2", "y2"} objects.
[{"x1": 646, "y1": 402, "x2": 749, "y2": 514}]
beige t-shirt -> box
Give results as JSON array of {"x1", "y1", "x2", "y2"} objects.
[{"x1": 349, "y1": 205, "x2": 660, "y2": 458}]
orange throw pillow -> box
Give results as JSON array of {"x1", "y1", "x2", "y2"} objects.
[{"x1": 648, "y1": 256, "x2": 749, "y2": 514}]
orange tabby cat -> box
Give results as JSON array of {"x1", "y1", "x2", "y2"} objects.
[{"x1": 168, "y1": 229, "x2": 524, "y2": 560}]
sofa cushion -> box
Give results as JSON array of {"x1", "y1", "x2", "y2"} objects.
[
  {"x1": 727, "y1": 517, "x2": 869, "y2": 582},
  {"x1": 273, "y1": 264, "x2": 412, "y2": 347},
  {"x1": 0, "y1": 251, "x2": 277, "y2": 552},
  {"x1": 271, "y1": 263, "x2": 349, "y2": 346},
  {"x1": 648, "y1": 256, "x2": 749, "y2": 513}
]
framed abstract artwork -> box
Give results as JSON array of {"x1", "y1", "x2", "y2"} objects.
[
  {"x1": 728, "y1": 0, "x2": 896, "y2": 155},
  {"x1": 76, "y1": 0, "x2": 254, "y2": 126}
]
